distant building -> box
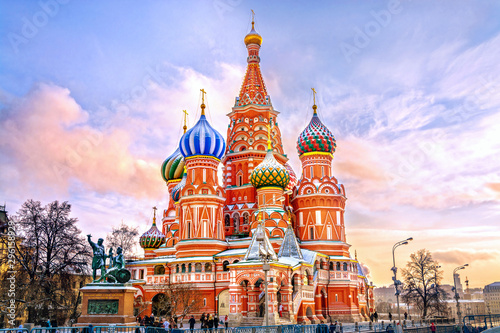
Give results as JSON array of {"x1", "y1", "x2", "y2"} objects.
[
  {"x1": 484, "y1": 282, "x2": 500, "y2": 314},
  {"x1": 454, "y1": 273, "x2": 464, "y2": 297},
  {"x1": 0, "y1": 204, "x2": 8, "y2": 234},
  {"x1": 446, "y1": 299, "x2": 486, "y2": 317},
  {"x1": 374, "y1": 286, "x2": 396, "y2": 303}
]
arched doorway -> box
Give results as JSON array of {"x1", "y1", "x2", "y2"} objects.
[
  {"x1": 151, "y1": 293, "x2": 170, "y2": 317},
  {"x1": 218, "y1": 289, "x2": 230, "y2": 317},
  {"x1": 306, "y1": 306, "x2": 314, "y2": 321},
  {"x1": 233, "y1": 213, "x2": 240, "y2": 233}
]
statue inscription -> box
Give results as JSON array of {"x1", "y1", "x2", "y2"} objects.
[{"x1": 88, "y1": 299, "x2": 119, "y2": 314}]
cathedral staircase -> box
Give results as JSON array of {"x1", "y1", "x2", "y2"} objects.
[{"x1": 239, "y1": 317, "x2": 264, "y2": 327}]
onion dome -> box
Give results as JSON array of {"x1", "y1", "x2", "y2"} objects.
[
  {"x1": 244, "y1": 20, "x2": 262, "y2": 46},
  {"x1": 250, "y1": 148, "x2": 290, "y2": 189},
  {"x1": 297, "y1": 104, "x2": 336, "y2": 157},
  {"x1": 171, "y1": 168, "x2": 187, "y2": 203},
  {"x1": 285, "y1": 162, "x2": 298, "y2": 191},
  {"x1": 139, "y1": 207, "x2": 166, "y2": 250},
  {"x1": 161, "y1": 147, "x2": 185, "y2": 183},
  {"x1": 180, "y1": 102, "x2": 225, "y2": 160}
]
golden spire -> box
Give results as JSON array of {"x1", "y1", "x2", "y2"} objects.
[
  {"x1": 200, "y1": 88, "x2": 207, "y2": 115},
  {"x1": 152, "y1": 206, "x2": 157, "y2": 226},
  {"x1": 355, "y1": 249, "x2": 358, "y2": 260},
  {"x1": 266, "y1": 123, "x2": 272, "y2": 150},
  {"x1": 312, "y1": 88, "x2": 318, "y2": 115},
  {"x1": 251, "y1": 9, "x2": 255, "y2": 29},
  {"x1": 182, "y1": 109, "x2": 189, "y2": 134}
]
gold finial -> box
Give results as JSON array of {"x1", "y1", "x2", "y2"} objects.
[
  {"x1": 251, "y1": 9, "x2": 255, "y2": 29},
  {"x1": 152, "y1": 206, "x2": 157, "y2": 225},
  {"x1": 355, "y1": 249, "x2": 358, "y2": 260},
  {"x1": 200, "y1": 89, "x2": 207, "y2": 115},
  {"x1": 312, "y1": 88, "x2": 318, "y2": 115},
  {"x1": 266, "y1": 123, "x2": 272, "y2": 150},
  {"x1": 182, "y1": 110, "x2": 189, "y2": 133},
  {"x1": 287, "y1": 215, "x2": 292, "y2": 225}
]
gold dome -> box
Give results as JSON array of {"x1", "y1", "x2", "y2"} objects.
[{"x1": 244, "y1": 22, "x2": 262, "y2": 46}]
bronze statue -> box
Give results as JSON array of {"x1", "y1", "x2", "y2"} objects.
[
  {"x1": 87, "y1": 234, "x2": 130, "y2": 283},
  {"x1": 87, "y1": 235, "x2": 108, "y2": 282}
]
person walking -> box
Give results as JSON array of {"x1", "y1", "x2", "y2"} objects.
[
  {"x1": 404, "y1": 312, "x2": 408, "y2": 321},
  {"x1": 163, "y1": 318, "x2": 170, "y2": 332},
  {"x1": 224, "y1": 315, "x2": 228, "y2": 330},
  {"x1": 189, "y1": 315, "x2": 196, "y2": 333},
  {"x1": 374, "y1": 311, "x2": 379, "y2": 322},
  {"x1": 388, "y1": 312, "x2": 393, "y2": 322},
  {"x1": 335, "y1": 321, "x2": 341, "y2": 333},
  {"x1": 214, "y1": 314, "x2": 219, "y2": 332},
  {"x1": 201, "y1": 313, "x2": 206, "y2": 328},
  {"x1": 279, "y1": 304, "x2": 283, "y2": 317},
  {"x1": 431, "y1": 323, "x2": 436, "y2": 333}
]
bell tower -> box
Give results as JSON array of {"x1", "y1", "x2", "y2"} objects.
[{"x1": 221, "y1": 14, "x2": 289, "y2": 237}]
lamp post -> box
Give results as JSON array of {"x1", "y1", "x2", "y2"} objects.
[
  {"x1": 392, "y1": 237, "x2": 413, "y2": 325},
  {"x1": 434, "y1": 265, "x2": 441, "y2": 316},
  {"x1": 256, "y1": 189, "x2": 291, "y2": 327},
  {"x1": 453, "y1": 264, "x2": 468, "y2": 326}
]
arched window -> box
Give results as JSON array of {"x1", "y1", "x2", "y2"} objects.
[
  {"x1": 343, "y1": 262, "x2": 348, "y2": 271},
  {"x1": 336, "y1": 262, "x2": 341, "y2": 270},
  {"x1": 224, "y1": 214, "x2": 230, "y2": 227},
  {"x1": 243, "y1": 212, "x2": 249, "y2": 225},
  {"x1": 309, "y1": 227, "x2": 314, "y2": 240},
  {"x1": 181, "y1": 264, "x2": 186, "y2": 273},
  {"x1": 233, "y1": 213, "x2": 240, "y2": 232},
  {"x1": 223, "y1": 260, "x2": 230, "y2": 272},
  {"x1": 233, "y1": 260, "x2": 240, "y2": 264},
  {"x1": 237, "y1": 173, "x2": 243, "y2": 186},
  {"x1": 188, "y1": 263, "x2": 192, "y2": 273},
  {"x1": 176, "y1": 265, "x2": 180, "y2": 273},
  {"x1": 154, "y1": 265, "x2": 165, "y2": 275},
  {"x1": 329, "y1": 262, "x2": 334, "y2": 271},
  {"x1": 205, "y1": 263, "x2": 212, "y2": 272},
  {"x1": 195, "y1": 263, "x2": 202, "y2": 272}
]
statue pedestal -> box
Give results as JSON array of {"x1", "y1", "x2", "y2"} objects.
[{"x1": 77, "y1": 283, "x2": 137, "y2": 326}]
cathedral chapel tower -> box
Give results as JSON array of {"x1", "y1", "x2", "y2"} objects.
[
  {"x1": 175, "y1": 94, "x2": 227, "y2": 258},
  {"x1": 291, "y1": 97, "x2": 349, "y2": 257}
]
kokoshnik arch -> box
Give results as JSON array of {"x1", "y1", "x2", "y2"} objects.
[{"x1": 127, "y1": 18, "x2": 375, "y2": 325}]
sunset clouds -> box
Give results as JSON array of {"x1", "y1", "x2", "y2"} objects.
[{"x1": 1, "y1": 1, "x2": 499, "y2": 288}]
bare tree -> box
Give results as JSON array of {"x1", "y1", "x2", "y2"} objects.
[
  {"x1": 401, "y1": 249, "x2": 448, "y2": 319},
  {"x1": 106, "y1": 221, "x2": 139, "y2": 257},
  {"x1": 152, "y1": 280, "x2": 203, "y2": 322},
  {"x1": 0, "y1": 200, "x2": 91, "y2": 325}
]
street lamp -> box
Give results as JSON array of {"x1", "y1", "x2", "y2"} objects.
[
  {"x1": 392, "y1": 237, "x2": 413, "y2": 325},
  {"x1": 453, "y1": 264, "x2": 468, "y2": 325},
  {"x1": 434, "y1": 265, "x2": 441, "y2": 316}
]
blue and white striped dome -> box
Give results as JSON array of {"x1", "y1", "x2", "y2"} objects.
[{"x1": 180, "y1": 113, "x2": 225, "y2": 160}]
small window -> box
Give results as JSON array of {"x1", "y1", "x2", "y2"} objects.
[
  {"x1": 140, "y1": 270, "x2": 144, "y2": 279},
  {"x1": 176, "y1": 265, "x2": 180, "y2": 273},
  {"x1": 195, "y1": 263, "x2": 202, "y2": 272},
  {"x1": 309, "y1": 227, "x2": 314, "y2": 240},
  {"x1": 188, "y1": 263, "x2": 192, "y2": 273},
  {"x1": 181, "y1": 264, "x2": 186, "y2": 273},
  {"x1": 343, "y1": 263, "x2": 348, "y2": 271},
  {"x1": 223, "y1": 261, "x2": 230, "y2": 272},
  {"x1": 205, "y1": 263, "x2": 212, "y2": 272},
  {"x1": 329, "y1": 262, "x2": 334, "y2": 270},
  {"x1": 336, "y1": 262, "x2": 341, "y2": 270}
]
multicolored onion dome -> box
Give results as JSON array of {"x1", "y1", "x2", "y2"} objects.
[
  {"x1": 161, "y1": 147, "x2": 185, "y2": 183},
  {"x1": 297, "y1": 105, "x2": 336, "y2": 157},
  {"x1": 171, "y1": 168, "x2": 187, "y2": 203},
  {"x1": 244, "y1": 21, "x2": 262, "y2": 46},
  {"x1": 250, "y1": 149, "x2": 290, "y2": 189},
  {"x1": 285, "y1": 162, "x2": 298, "y2": 191},
  {"x1": 139, "y1": 216, "x2": 166, "y2": 250},
  {"x1": 180, "y1": 111, "x2": 225, "y2": 160}
]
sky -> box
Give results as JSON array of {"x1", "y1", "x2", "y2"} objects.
[{"x1": 1, "y1": 1, "x2": 499, "y2": 289}]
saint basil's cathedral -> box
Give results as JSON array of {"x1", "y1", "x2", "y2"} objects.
[{"x1": 127, "y1": 19, "x2": 375, "y2": 325}]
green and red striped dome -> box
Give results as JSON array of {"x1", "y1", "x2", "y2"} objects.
[{"x1": 296, "y1": 106, "x2": 336, "y2": 156}]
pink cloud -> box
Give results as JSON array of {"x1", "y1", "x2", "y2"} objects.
[
  {"x1": 433, "y1": 249, "x2": 499, "y2": 265},
  {"x1": 0, "y1": 83, "x2": 163, "y2": 199}
]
